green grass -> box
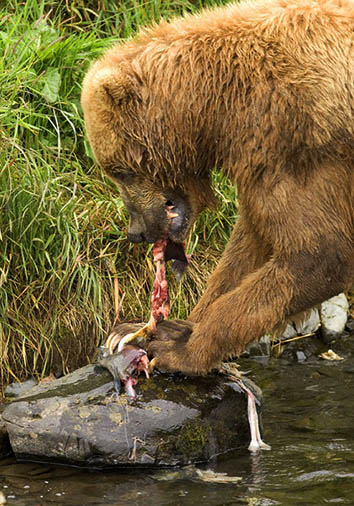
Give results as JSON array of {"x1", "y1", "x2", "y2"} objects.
[{"x1": 0, "y1": 0, "x2": 236, "y2": 390}]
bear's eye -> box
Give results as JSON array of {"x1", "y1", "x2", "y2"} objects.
[{"x1": 113, "y1": 170, "x2": 136, "y2": 184}]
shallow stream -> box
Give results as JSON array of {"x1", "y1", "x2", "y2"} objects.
[{"x1": 1, "y1": 334, "x2": 354, "y2": 505}]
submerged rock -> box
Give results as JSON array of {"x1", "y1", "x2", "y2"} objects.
[{"x1": 1, "y1": 364, "x2": 261, "y2": 468}]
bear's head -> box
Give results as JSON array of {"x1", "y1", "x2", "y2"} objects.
[
  {"x1": 109, "y1": 171, "x2": 191, "y2": 244},
  {"x1": 81, "y1": 54, "x2": 216, "y2": 246}
]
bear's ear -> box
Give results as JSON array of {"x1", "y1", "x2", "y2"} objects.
[{"x1": 92, "y1": 65, "x2": 140, "y2": 106}]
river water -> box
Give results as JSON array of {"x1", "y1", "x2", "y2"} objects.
[{"x1": 1, "y1": 333, "x2": 354, "y2": 505}]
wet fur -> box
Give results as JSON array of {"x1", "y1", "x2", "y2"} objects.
[{"x1": 82, "y1": 0, "x2": 354, "y2": 373}]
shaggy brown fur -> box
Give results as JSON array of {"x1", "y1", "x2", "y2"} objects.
[{"x1": 82, "y1": 0, "x2": 354, "y2": 374}]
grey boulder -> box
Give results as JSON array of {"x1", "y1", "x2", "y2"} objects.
[{"x1": 2, "y1": 364, "x2": 261, "y2": 468}]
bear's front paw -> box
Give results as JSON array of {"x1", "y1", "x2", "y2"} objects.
[
  {"x1": 155, "y1": 319, "x2": 194, "y2": 343},
  {"x1": 148, "y1": 320, "x2": 217, "y2": 375},
  {"x1": 148, "y1": 339, "x2": 202, "y2": 374}
]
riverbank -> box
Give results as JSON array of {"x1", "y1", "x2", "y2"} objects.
[{"x1": 0, "y1": 0, "x2": 234, "y2": 389}]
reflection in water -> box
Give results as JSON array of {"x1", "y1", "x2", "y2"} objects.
[{"x1": 1, "y1": 334, "x2": 354, "y2": 505}]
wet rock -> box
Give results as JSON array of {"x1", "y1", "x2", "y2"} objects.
[
  {"x1": 1, "y1": 364, "x2": 261, "y2": 468},
  {"x1": 320, "y1": 293, "x2": 349, "y2": 342},
  {"x1": 277, "y1": 336, "x2": 322, "y2": 363}
]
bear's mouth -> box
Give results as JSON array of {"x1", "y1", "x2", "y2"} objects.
[
  {"x1": 164, "y1": 238, "x2": 187, "y2": 263},
  {"x1": 164, "y1": 204, "x2": 190, "y2": 279},
  {"x1": 164, "y1": 237, "x2": 189, "y2": 281}
]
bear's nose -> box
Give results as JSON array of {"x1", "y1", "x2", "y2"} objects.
[
  {"x1": 127, "y1": 231, "x2": 145, "y2": 243},
  {"x1": 127, "y1": 214, "x2": 146, "y2": 243}
]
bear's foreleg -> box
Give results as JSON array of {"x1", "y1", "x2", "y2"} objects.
[
  {"x1": 150, "y1": 248, "x2": 349, "y2": 374},
  {"x1": 189, "y1": 215, "x2": 271, "y2": 324}
]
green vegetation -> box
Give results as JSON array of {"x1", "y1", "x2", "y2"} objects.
[{"x1": 0, "y1": 0, "x2": 237, "y2": 389}]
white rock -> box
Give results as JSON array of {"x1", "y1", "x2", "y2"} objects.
[
  {"x1": 282, "y1": 324, "x2": 298, "y2": 339},
  {"x1": 320, "y1": 293, "x2": 349, "y2": 340},
  {"x1": 295, "y1": 308, "x2": 321, "y2": 335}
]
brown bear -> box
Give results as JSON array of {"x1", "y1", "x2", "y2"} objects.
[{"x1": 81, "y1": 0, "x2": 354, "y2": 374}]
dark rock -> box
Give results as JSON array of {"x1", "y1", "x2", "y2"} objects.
[
  {"x1": 1, "y1": 364, "x2": 261, "y2": 468},
  {"x1": 278, "y1": 337, "x2": 323, "y2": 362},
  {"x1": 345, "y1": 318, "x2": 354, "y2": 332},
  {"x1": 247, "y1": 335, "x2": 271, "y2": 357},
  {"x1": 0, "y1": 405, "x2": 12, "y2": 459}
]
